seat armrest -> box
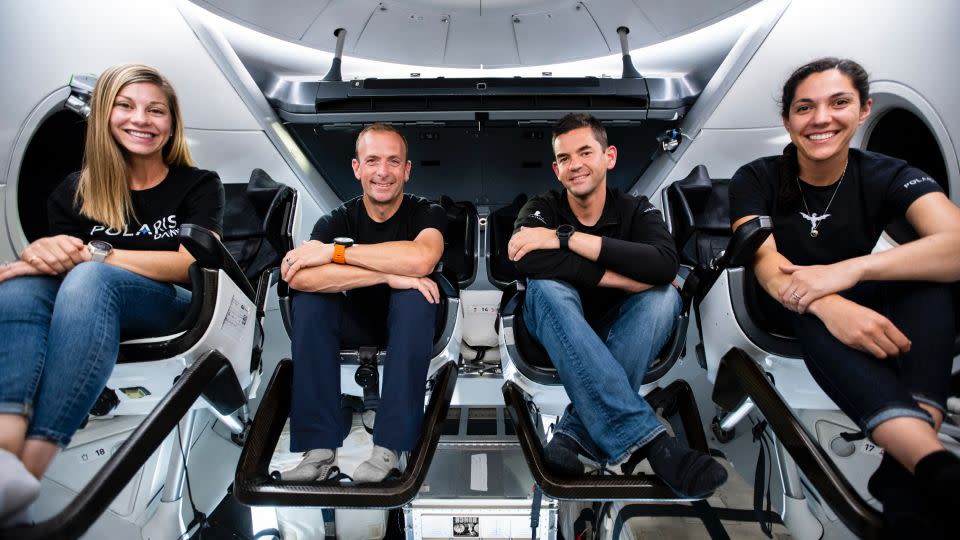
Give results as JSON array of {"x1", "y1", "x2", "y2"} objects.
[
  {"x1": 180, "y1": 223, "x2": 256, "y2": 302},
  {"x1": 712, "y1": 216, "x2": 772, "y2": 271}
]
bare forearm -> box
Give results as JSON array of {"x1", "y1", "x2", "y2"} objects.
[
  {"x1": 855, "y1": 232, "x2": 960, "y2": 283},
  {"x1": 346, "y1": 241, "x2": 438, "y2": 277},
  {"x1": 108, "y1": 249, "x2": 193, "y2": 283},
  {"x1": 598, "y1": 270, "x2": 653, "y2": 293},
  {"x1": 289, "y1": 263, "x2": 388, "y2": 293}
]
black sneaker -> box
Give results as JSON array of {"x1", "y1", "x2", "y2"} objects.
[{"x1": 543, "y1": 433, "x2": 586, "y2": 477}]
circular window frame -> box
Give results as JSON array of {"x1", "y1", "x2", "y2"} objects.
[
  {"x1": 855, "y1": 80, "x2": 957, "y2": 199},
  {"x1": 4, "y1": 86, "x2": 73, "y2": 253},
  {"x1": 853, "y1": 81, "x2": 957, "y2": 248}
]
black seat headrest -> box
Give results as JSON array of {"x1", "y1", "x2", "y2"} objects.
[
  {"x1": 222, "y1": 169, "x2": 295, "y2": 281},
  {"x1": 672, "y1": 164, "x2": 713, "y2": 210}
]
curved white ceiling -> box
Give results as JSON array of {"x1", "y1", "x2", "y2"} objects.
[{"x1": 187, "y1": 0, "x2": 761, "y2": 67}]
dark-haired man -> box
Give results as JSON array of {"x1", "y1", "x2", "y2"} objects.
[
  {"x1": 281, "y1": 124, "x2": 445, "y2": 483},
  {"x1": 509, "y1": 113, "x2": 727, "y2": 497}
]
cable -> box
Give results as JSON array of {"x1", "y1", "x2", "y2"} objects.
[{"x1": 175, "y1": 421, "x2": 207, "y2": 540}]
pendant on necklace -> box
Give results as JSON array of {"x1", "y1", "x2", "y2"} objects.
[{"x1": 810, "y1": 228, "x2": 819, "y2": 238}]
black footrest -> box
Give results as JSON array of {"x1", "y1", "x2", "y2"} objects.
[
  {"x1": 235, "y1": 359, "x2": 457, "y2": 508},
  {"x1": 502, "y1": 379, "x2": 711, "y2": 501},
  {"x1": 720, "y1": 347, "x2": 882, "y2": 538}
]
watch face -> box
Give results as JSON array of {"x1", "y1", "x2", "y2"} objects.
[
  {"x1": 90, "y1": 240, "x2": 112, "y2": 251},
  {"x1": 333, "y1": 237, "x2": 354, "y2": 247},
  {"x1": 556, "y1": 224, "x2": 575, "y2": 237}
]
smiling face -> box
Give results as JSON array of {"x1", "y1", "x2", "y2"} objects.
[
  {"x1": 783, "y1": 68, "x2": 872, "y2": 167},
  {"x1": 108, "y1": 82, "x2": 172, "y2": 161},
  {"x1": 551, "y1": 126, "x2": 617, "y2": 200},
  {"x1": 352, "y1": 129, "x2": 411, "y2": 206}
]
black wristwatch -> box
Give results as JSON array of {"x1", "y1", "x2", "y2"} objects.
[{"x1": 556, "y1": 224, "x2": 575, "y2": 250}]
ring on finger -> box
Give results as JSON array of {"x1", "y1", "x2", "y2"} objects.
[{"x1": 791, "y1": 292, "x2": 802, "y2": 301}]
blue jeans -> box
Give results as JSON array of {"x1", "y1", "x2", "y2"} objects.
[
  {"x1": 289, "y1": 287, "x2": 437, "y2": 452},
  {"x1": 523, "y1": 279, "x2": 681, "y2": 464},
  {"x1": 0, "y1": 262, "x2": 191, "y2": 447}
]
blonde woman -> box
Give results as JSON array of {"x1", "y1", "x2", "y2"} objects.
[{"x1": 0, "y1": 64, "x2": 223, "y2": 523}]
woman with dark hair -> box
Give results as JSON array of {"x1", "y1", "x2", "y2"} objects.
[
  {"x1": 0, "y1": 63, "x2": 223, "y2": 523},
  {"x1": 729, "y1": 57, "x2": 960, "y2": 535}
]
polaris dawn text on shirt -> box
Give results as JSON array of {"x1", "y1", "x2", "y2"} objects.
[{"x1": 47, "y1": 166, "x2": 225, "y2": 252}]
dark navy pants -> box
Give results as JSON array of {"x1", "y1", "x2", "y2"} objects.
[
  {"x1": 793, "y1": 281, "x2": 954, "y2": 435},
  {"x1": 289, "y1": 286, "x2": 437, "y2": 452}
]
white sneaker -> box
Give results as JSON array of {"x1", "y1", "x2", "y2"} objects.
[
  {"x1": 352, "y1": 445, "x2": 399, "y2": 484},
  {"x1": 280, "y1": 448, "x2": 337, "y2": 482}
]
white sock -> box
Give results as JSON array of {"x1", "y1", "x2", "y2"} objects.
[{"x1": 0, "y1": 449, "x2": 41, "y2": 523}]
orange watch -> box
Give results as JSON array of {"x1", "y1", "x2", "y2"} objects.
[{"x1": 332, "y1": 237, "x2": 353, "y2": 264}]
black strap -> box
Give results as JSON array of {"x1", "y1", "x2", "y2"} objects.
[
  {"x1": 752, "y1": 420, "x2": 774, "y2": 538},
  {"x1": 530, "y1": 484, "x2": 542, "y2": 539},
  {"x1": 691, "y1": 499, "x2": 731, "y2": 540},
  {"x1": 322, "y1": 508, "x2": 336, "y2": 539}
]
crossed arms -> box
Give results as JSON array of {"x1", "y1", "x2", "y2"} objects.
[
  {"x1": 735, "y1": 191, "x2": 960, "y2": 359},
  {"x1": 282, "y1": 228, "x2": 445, "y2": 303},
  {"x1": 508, "y1": 199, "x2": 678, "y2": 293}
]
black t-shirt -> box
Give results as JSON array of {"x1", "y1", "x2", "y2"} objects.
[
  {"x1": 48, "y1": 166, "x2": 224, "y2": 251},
  {"x1": 729, "y1": 149, "x2": 942, "y2": 266},
  {"x1": 311, "y1": 194, "x2": 446, "y2": 245},
  {"x1": 513, "y1": 188, "x2": 679, "y2": 320}
]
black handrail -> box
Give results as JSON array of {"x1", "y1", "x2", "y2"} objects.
[
  {"x1": 0, "y1": 350, "x2": 236, "y2": 540},
  {"x1": 234, "y1": 359, "x2": 458, "y2": 508},
  {"x1": 720, "y1": 347, "x2": 883, "y2": 539},
  {"x1": 502, "y1": 380, "x2": 710, "y2": 501}
]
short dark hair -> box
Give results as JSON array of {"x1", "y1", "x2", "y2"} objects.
[
  {"x1": 780, "y1": 57, "x2": 870, "y2": 118},
  {"x1": 355, "y1": 123, "x2": 408, "y2": 159},
  {"x1": 552, "y1": 113, "x2": 608, "y2": 149}
]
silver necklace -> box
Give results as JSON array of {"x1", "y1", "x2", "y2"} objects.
[{"x1": 796, "y1": 161, "x2": 848, "y2": 238}]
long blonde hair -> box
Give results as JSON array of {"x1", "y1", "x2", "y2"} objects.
[{"x1": 76, "y1": 63, "x2": 192, "y2": 230}]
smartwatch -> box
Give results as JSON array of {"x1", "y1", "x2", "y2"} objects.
[
  {"x1": 556, "y1": 224, "x2": 575, "y2": 250},
  {"x1": 88, "y1": 240, "x2": 113, "y2": 263},
  {"x1": 332, "y1": 237, "x2": 354, "y2": 264}
]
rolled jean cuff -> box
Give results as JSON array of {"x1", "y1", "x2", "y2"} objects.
[
  {"x1": 912, "y1": 394, "x2": 946, "y2": 416},
  {"x1": 610, "y1": 424, "x2": 666, "y2": 466},
  {"x1": 0, "y1": 400, "x2": 32, "y2": 420},
  {"x1": 864, "y1": 406, "x2": 933, "y2": 435},
  {"x1": 26, "y1": 426, "x2": 71, "y2": 448}
]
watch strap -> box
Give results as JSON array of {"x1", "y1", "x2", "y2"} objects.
[{"x1": 333, "y1": 243, "x2": 346, "y2": 264}]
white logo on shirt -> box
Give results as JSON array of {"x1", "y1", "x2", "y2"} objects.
[
  {"x1": 902, "y1": 176, "x2": 936, "y2": 190},
  {"x1": 90, "y1": 215, "x2": 179, "y2": 240},
  {"x1": 529, "y1": 210, "x2": 547, "y2": 224}
]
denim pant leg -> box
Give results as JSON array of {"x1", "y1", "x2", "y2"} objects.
[
  {"x1": 289, "y1": 291, "x2": 345, "y2": 452},
  {"x1": 0, "y1": 276, "x2": 61, "y2": 418},
  {"x1": 793, "y1": 281, "x2": 950, "y2": 435},
  {"x1": 603, "y1": 285, "x2": 682, "y2": 390},
  {"x1": 550, "y1": 285, "x2": 679, "y2": 462},
  {"x1": 374, "y1": 289, "x2": 437, "y2": 451},
  {"x1": 883, "y1": 281, "x2": 954, "y2": 414},
  {"x1": 523, "y1": 279, "x2": 664, "y2": 464},
  {"x1": 29, "y1": 262, "x2": 191, "y2": 447}
]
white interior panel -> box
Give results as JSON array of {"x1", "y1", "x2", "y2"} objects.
[
  {"x1": 512, "y1": 3, "x2": 610, "y2": 65},
  {"x1": 354, "y1": 4, "x2": 452, "y2": 65}
]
